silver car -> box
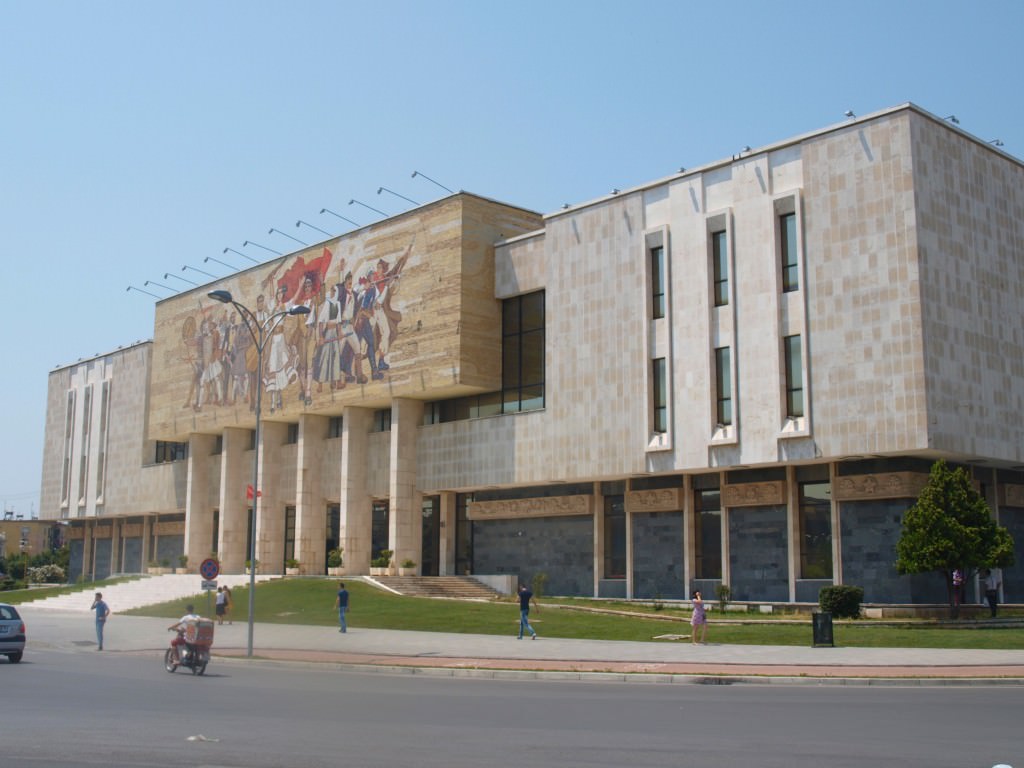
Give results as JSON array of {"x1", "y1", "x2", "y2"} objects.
[{"x1": 0, "y1": 603, "x2": 25, "y2": 662}]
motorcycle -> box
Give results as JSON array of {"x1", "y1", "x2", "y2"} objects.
[{"x1": 164, "y1": 619, "x2": 214, "y2": 676}]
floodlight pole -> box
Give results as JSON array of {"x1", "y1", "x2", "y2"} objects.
[{"x1": 207, "y1": 289, "x2": 310, "y2": 657}]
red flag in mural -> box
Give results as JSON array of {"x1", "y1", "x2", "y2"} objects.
[{"x1": 276, "y1": 247, "x2": 333, "y2": 304}]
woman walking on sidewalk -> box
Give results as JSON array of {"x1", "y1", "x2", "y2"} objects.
[{"x1": 690, "y1": 590, "x2": 707, "y2": 644}]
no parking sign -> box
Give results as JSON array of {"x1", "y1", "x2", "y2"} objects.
[{"x1": 200, "y1": 557, "x2": 220, "y2": 580}]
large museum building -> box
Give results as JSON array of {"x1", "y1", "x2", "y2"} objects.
[{"x1": 39, "y1": 103, "x2": 1024, "y2": 605}]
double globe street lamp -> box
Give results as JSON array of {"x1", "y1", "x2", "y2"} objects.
[{"x1": 207, "y1": 289, "x2": 310, "y2": 657}]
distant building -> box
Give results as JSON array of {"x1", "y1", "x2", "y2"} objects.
[{"x1": 39, "y1": 104, "x2": 1023, "y2": 605}]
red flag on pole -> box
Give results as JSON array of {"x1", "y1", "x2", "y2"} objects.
[{"x1": 246, "y1": 484, "x2": 262, "y2": 500}]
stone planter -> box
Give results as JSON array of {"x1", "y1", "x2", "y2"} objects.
[
  {"x1": 398, "y1": 567, "x2": 417, "y2": 577},
  {"x1": 370, "y1": 566, "x2": 388, "y2": 577},
  {"x1": 327, "y1": 566, "x2": 345, "y2": 577},
  {"x1": 175, "y1": 568, "x2": 188, "y2": 575},
  {"x1": 148, "y1": 567, "x2": 172, "y2": 575},
  {"x1": 286, "y1": 567, "x2": 300, "y2": 576}
]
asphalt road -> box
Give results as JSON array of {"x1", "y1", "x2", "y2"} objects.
[{"x1": 2, "y1": 648, "x2": 1021, "y2": 767}]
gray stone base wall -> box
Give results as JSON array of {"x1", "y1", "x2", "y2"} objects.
[
  {"x1": 69, "y1": 540, "x2": 84, "y2": 580},
  {"x1": 472, "y1": 516, "x2": 593, "y2": 597},
  {"x1": 840, "y1": 500, "x2": 945, "y2": 603},
  {"x1": 728, "y1": 505, "x2": 788, "y2": 602},
  {"x1": 598, "y1": 579, "x2": 626, "y2": 598},
  {"x1": 631, "y1": 511, "x2": 684, "y2": 599},
  {"x1": 796, "y1": 579, "x2": 832, "y2": 604},
  {"x1": 1000, "y1": 506, "x2": 1024, "y2": 601}
]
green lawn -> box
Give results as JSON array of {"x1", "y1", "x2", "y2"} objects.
[
  {"x1": 6, "y1": 576, "x2": 1020, "y2": 649},
  {"x1": 108, "y1": 578, "x2": 1024, "y2": 650}
]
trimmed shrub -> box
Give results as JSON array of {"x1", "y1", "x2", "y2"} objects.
[{"x1": 819, "y1": 585, "x2": 864, "y2": 619}]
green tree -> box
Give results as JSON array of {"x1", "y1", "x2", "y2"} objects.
[{"x1": 896, "y1": 460, "x2": 1015, "y2": 617}]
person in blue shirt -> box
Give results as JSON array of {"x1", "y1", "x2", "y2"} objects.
[
  {"x1": 517, "y1": 584, "x2": 538, "y2": 639},
  {"x1": 90, "y1": 592, "x2": 110, "y2": 650},
  {"x1": 334, "y1": 582, "x2": 350, "y2": 633}
]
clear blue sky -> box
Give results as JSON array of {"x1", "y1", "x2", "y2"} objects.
[{"x1": 2, "y1": 0, "x2": 1021, "y2": 518}]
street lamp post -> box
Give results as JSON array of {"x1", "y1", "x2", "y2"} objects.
[{"x1": 208, "y1": 289, "x2": 310, "y2": 657}]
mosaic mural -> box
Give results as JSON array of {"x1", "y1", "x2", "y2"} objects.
[{"x1": 180, "y1": 240, "x2": 412, "y2": 414}]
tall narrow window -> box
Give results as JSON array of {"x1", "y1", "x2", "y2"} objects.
[
  {"x1": 784, "y1": 335, "x2": 804, "y2": 418},
  {"x1": 61, "y1": 391, "x2": 75, "y2": 507},
  {"x1": 285, "y1": 423, "x2": 299, "y2": 444},
  {"x1": 502, "y1": 290, "x2": 545, "y2": 413},
  {"x1": 78, "y1": 385, "x2": 92, "y2": 504},
  {"x1": 328, "y1": 416, "x2": 344, "y2": 438},
  {"x1": 780, "y1": 212, "x2": 799, "y2": 292},
  {"x1": 712, "y1": 230, "x2": 729, "y2": 307},
  {"x1": 652, "y1": 358, "x2": 667, "y2": 433},
  {"x1": 284, "y1": 506, "x2": 296, "y2": 564},
  {"x1": 603, "y1": 496, "x2": 626, "y2": 579},
  {"x1": 372, "y1": 410, "x2": 391, "y2": 432},
  {"x1": 714, "y1": 347, "x2": 732, "y2": 426},
  {"x1": 694, "y1": 487, "x2": 722, "y2": 579},
  {"x1": 650, "y1": 245, "x2": 665, "y2": 319},
  {"x1": 799, "y1": 481, "x2": 832, "y2": 578},
  {"x1": 95, "y1": 381, "x2": 110, "y2": 500},
  {"x1": 371, "y1": 501, "x2": 390, "y2": 560}
]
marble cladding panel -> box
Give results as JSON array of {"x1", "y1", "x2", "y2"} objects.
[
  {"x1": 911, "y1": 114, "x2": 1024, "y2": 463},
  {"x1": 801, "y1": 114, "x2": 930, "y2": 458}
]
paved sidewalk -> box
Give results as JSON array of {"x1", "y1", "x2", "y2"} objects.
[{"x1": 20, "y1": 606, "x2": 1024, "y2": 685}]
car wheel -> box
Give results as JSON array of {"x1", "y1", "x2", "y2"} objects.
[{"x1": 8, "y1": 651, "x2": 23, "y2": 663}]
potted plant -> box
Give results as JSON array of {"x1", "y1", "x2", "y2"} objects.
[
  {"x1": 327, "y1": 547, "x2": 344, "y2": 576},
  {"x1": 370, "y1": 550, "x2": 393, "y2": 576},
  {"x1": 146, "y1": 559, "x2": 161, "y2": 575},
  {"x1": 176, "y1": 554, "x2": 189, "y2": 574},
  {"x1": 285, "y1": 557, "x2": 300, "y2": 575},
  {"x1": 245, "y1": 558, "x2": 260, "y2": 575},
  {"x1": 399, "y1": 558, "x2": 417, "y2": 576}
]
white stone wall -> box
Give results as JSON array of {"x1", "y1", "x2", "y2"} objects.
[{"x1": 911, "y1": 113, "x2": 1024, "y2": 464}]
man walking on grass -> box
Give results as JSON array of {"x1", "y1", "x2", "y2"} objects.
[{"x1": 517, "y1": 583, "x2": 538, "y2": 639}]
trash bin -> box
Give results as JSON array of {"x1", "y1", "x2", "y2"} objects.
[{"x1": 812, "y1": 611, "x2": 833, "y2": 647}]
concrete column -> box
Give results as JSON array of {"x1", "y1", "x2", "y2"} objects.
[
  {"x1": 296, "y1": 414, "x2": 328, "y2": 574},
  {"x1": 389, "y1": 398, "x2": 423, "y2": 571},
  {"x1": 720, "y1": 471, "x2": 731, "y2": 592},
  {"x1": 218, "y1": 427, "x2": 250, "y2": 574},
  {"x1": 140, "y1": 516, "x2": 151, "y2": 572},
  {"x1": 625, "y1": 481, "x2": 636, "y2": 600},
  {"x1": 257, "y1": 422, "x2": 287, "y2": 574},
  {"x1": 185, "y1": 433, "x2": 217, "y2": 572},
  {"x1": 786, "y1": 465, "x2": 799, "y2": 602},
  {"x1": 592, "y1": 481, "x2": 604, "y2": 597},
  {"x1": 439, "y1": 491, "x2": 456, "y2": 575},
  {"x1": 110, "y1": 519, "x2": 122, "y2": 575},
  {"x1": 829, "y1": 462, "x2": 842, "y2": 585},
  {"x1": 682, "y1": 475, "x2": 694, "y2": 596},
  {"x1": 340, "y1": 406, "x2": 372, "y2": 573},
  {"x1": 83, "y1": 522, "x2": 95, "y2": 580}
]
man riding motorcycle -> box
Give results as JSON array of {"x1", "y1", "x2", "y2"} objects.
[{"x1": 167, "y1": 604, "x2": 200, "y2": 662}]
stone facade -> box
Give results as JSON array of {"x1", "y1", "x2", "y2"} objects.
[{"x1": 38, "y1": 105, "x2": 1024, "y2": 605}]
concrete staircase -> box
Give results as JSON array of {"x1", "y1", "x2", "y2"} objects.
[
  {"x1": 371, "y1": 575, "x2": 502, "y2": 600},
  {"x1": 19, "y1": 574, "x2": 275, "y2": 613}
]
